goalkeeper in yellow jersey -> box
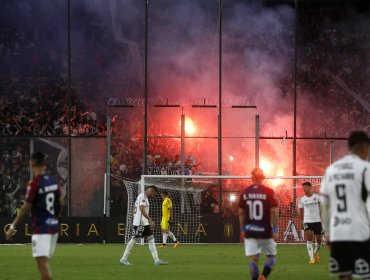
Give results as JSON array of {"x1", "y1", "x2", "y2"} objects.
[{"x1": 160, "y1": 191, "x2": 180, "y2": 248}]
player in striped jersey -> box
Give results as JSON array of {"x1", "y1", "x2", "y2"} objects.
[
  {"x1": 239, "y1": 168, "x2": 279, "y2": 280},
  {"x1": 6, "y1": 152, "x2": 64, "y2": 280}
]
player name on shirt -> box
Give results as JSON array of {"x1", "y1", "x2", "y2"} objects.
[
  {"x1": 38, "y1": 184, "x2": 58, "y2": 194},
  {"x1": 328, "y1": 173, "x2": 354, "y2": 181},
  {"x1": 243, "y1": 193, "x2": 267, "y2": 200}
]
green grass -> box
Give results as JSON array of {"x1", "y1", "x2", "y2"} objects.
[{"x1": 0, "y1": 244, "x2": 331, "y2": 280}]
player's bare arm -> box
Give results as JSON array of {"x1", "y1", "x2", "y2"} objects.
[
  {"x1": 140, "y1": 205, "x2": 155, "y2": 228},
  {"x1": 271, "y1": 207, "x2": 278, "y2": 240},
  {"x1": 299, "y1": 208, "x2": 304, "y2": 228},
  {"x1": 238, "y1": 207, "x2": 245, "y2": 231},
  {"x1": 5, "y1": 202, "x2": 32, "y2": 240}
]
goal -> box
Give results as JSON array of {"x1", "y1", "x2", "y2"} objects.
[{"x1": 120, "y1": 175, "x2": 323, "y2": 244}]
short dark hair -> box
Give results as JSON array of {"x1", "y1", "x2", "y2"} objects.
[
  {"x1": 302, "y1": 182, "x2": 312, "y2": 187},
  {"x1": 31, "y1": 152, "x2": 46, "y2": 167},
  {"x1": 162, "y1": 190, "x2": 169, "y2": 196},
  {"x1": 147, "y1": 185, "x2": 158, "y2": 193},
  {"x1": 348, "y1": 131, "x2": 370, "y2": 149}
]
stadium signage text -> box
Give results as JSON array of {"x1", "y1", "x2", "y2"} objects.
[{"x1": 0, "y1": 215, "x2": 239, "y2": 244}]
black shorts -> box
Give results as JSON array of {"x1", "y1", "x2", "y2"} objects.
[
  {"x1": 330, "y1": 240, "x2": 370, "y2": 278},
  {"x1": 303, "y1": 222, "x2": 323, "y2": 235},
  {"x1": 132, "y1": 225, "x2": 153, "y2": 238}
]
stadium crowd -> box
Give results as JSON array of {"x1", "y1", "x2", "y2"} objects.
[
  {"x1": 0, "y1": 0, "x2": 108, "y2": 137},
  {"x1": 0, "y1": 78, "x2": 106, "y2": 136},
  {"x1": 0, "y1": 138, "x2": 67, "y2": 217},
  {"x1": 297, "y1": 8, "x2": 370, "y2": 136},
  {"x1": 0, "y1": 140, "x2": 29, "y2": 217}
]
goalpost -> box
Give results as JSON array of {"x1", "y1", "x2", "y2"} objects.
[{"x1": 117, "y1": 175, "x2": 323, "y2": 244}]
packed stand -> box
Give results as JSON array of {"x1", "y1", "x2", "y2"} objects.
[
  {"x1": 297, "y1": 7, "x2": 370, "y2": 136},
  {"x1": 0, "y1": 78, "x2": 106, "y2": 136}
]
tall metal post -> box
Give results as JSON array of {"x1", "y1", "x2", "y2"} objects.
[
  {"x1": 255, "y1": 115, "x2": 260, "y2": 168},
  {"x1": 105, "y1": 115, "x2": 112, "y2": 217},
  {"x1": 143, "y1": 0, "x2": 149, "y2": 175},
  {"x1": 217, "y1": 0, "x2": 223, "y2": 213},
  {"x1": 181, "y1": 111, "x2": 185, "y2": 175},
  {"x1": 67, "y1": 0, "x2": 72, "y2": 217},
  {"x1": 292, "y1": 0, "x2": 299, "y2": 211},
  {"x1": 180, "y1": 111, "x2": 186, "y2": 214},
  {"x1": 330, "y1": 141, "x2": 334, "y2": 164}
]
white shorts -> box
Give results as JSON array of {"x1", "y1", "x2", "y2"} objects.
[
  {"x1": 244, "y1": 238, "x2": 277, "y2": 257},
  {"x1": 32, "y1": 234, "x2": 58, "y2": 258}
]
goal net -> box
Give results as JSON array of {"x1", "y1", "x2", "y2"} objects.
[{"x1": 121, "y1": 175, "x2": 323, "y2": 244}]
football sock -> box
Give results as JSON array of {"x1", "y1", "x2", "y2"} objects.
[
  {"x1": 148, "y1": 237, "x2": 159, "y2": 262},
  {"x1": 249, "y1": 262, "x2": 259, "y2": 280},
  {"x1": 314, "y1": 241, "x2": 321, "y2": 253},
  {"x1": 307, "y1": 241, "x2": 314, "y2": 260},
  {"x1": 263, "y1": 256, "x2": 275, "y2": 277},
  {"x1": 122, "y1": 238, "x2": 136, "y2": 260},
  {"x1": 168, "y1": 231, "x2": 177, "y2": 242},
  {"x1": 162, "y1": 233, "x2": 168, "y2": 245}
]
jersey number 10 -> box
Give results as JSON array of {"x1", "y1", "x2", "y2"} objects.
[{"x1": 246, "y1": 200, "x2": 263, "y2": 220}]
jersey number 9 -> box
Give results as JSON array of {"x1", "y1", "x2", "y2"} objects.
[{"x1": 335, "y1": 184, "x2": 347, "y2": 212}]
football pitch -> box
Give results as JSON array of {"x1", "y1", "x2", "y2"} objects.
[{"x1": 0, "y1": 244, "x2": 331, "y2": 280}]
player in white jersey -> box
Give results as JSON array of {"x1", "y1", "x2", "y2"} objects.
[
  {"x1": 298, "y1": 182, "x2": 323, "y2": 264},
  {"x1": 120, "y1": 185, "x2": 168, "y2": 266},
  {"x1": 320, "y1": 131, "x2": 370, "y2": 280}
]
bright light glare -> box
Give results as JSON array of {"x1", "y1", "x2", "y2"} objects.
[
  {"x1": 260, "y1": 158, "x2": 273, "y2": 175},
  {"x1": 185, "y1": 119, "x2": 195, "y2": 135},
  {"x1": 272, "y1": 168, "x2": 284, "y2": 187},
  {"x1": 229, "y1": 155, "x2": 234, "y2": 161},
  {"x1": 229, "y1": 194, "x2": 237, "y2": 202},
  {"x1": 179, "y1": 117, "x2": 196, "y2": 135}
]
